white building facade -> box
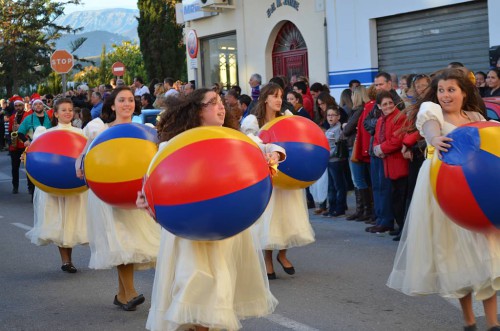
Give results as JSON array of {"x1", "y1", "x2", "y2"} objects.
[{"x1": 180, "y1": 0, "x2": 499, "y2": 97}]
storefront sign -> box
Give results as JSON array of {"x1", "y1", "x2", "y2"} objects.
[
  {"x1": 267, "y1": 0, "x2": 300, "y2": 18},
  {"x1": 182, "y1": 0, "x2": 218, "y2": 22}
]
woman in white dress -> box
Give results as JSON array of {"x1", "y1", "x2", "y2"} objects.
[
  {"x1": 76, "y1": 87, "x2": 161, "y2": 311},
  {"x1": 137, "y1": 88, "x2": 279, "y2": 331},
  {"x1": 26, "y1": 98, "x2": 88, "y2": 273},
  {"x1": 241, "y1": 83, "x2": 315, "y2": 280},
  {"x1": 387, "y1": 68, "x2": 500, "y2": 331}
]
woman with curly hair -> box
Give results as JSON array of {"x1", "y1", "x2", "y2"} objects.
[{"x1": 139, "y1": 88, "x2": 280, "y2": 331}]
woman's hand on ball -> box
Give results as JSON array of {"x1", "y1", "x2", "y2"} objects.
[
  {"x1": 430, "y1": 136, "x2": 453, "y2": 157},
  {"x1": 266, "y1": 152, "x2": 280, "y2": 166},
  {"x1": 136, "y1": 191, "x2": 148, "y2": 208},
  {"x1": 76, "y1": 169, "x2": 84, "y2": 179}
]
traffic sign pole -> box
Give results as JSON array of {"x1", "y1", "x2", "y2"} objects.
[{"x1": 62, "y1": 74, "x2": 67, "y2": 94}]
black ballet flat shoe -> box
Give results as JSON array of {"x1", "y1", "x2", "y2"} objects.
[
  {"x1": 276, "y1": 256, "x2": 295, "y2": 275},
  {"x1": 118, "y1": 294, "x2": 145, "y2": 311},
  {"x1": 267, "y1": 272, "x2": 276, "y2": 280},
  {"x1": 61, "y1": 262, "x2": 77, "y2": 273},
  {"x1": 463, "y1": 324, "x2": 477, "y2": 331},
  {"x1": 488, "y1": 326, "x2": 500, "y2": 331},
  {"x1": 113, "y1": 295, "x2": 121, "y2": 306}
]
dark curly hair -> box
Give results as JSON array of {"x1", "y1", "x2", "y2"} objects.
[{"x1": 156, "y1": 88, "x2": 238, "y2": 143}]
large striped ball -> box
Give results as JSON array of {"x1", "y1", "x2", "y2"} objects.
[
  {"x1": 143, "y1": 126, "x2": 272, "y2": 241},
  {"x1": 430, "y1": 121, "x2": 500, "y2": 233},
  {"x1": 25, "y1": 130, "x2": 88, "y2": 196},
  {"x1": 259, "y1": 115, "x2": 329, "y2": 189},
  {"x1": 84, "y1": 123, "x2": 158, "y2": 209}
]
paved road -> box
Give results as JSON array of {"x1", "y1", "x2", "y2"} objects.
[{"x1": 0, "y1": 150, "x2": 492, "y2": 330}]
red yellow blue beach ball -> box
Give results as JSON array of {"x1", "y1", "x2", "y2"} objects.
[
  {"x1": 25, "y1": 130, "x2": 88, "y2": 195},
  {"x1": 84, "y1": 123, "x2": 158, "y2": 209},
  {"x1": 259, "y1": 115, "x2": 330, "y2": 189},
  {"x1": 143, "y1": 126, "x2": 272, "y2": 241},
  {"x1": 430, "y1": 121, "x2": 500, "y2": 233}
]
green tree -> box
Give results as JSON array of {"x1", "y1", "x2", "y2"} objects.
[
  {"x1": 98, "y1": 45, "x2": 110, "y2": 85},
  {"x1": 73, "y1": 65, "x2": 100, "y2": 87},
  {"x1": 137, "y1": 0, "x2": 186, "y2": 82},
  {"x1": 0, "y1": 0, "x2": 82, "y2": 95},
  {"x1": 107, "y1": 41, "x2": 147, "y2": 85}
]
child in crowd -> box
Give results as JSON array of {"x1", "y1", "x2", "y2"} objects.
[{"x1": 324, "y1": 107, "x2": 347, "y2": 217}]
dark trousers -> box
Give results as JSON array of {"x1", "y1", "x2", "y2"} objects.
[
  {"x1": 327, "y1": 161, "x2": 347, "y2": 214},
  {"x1": 405, "y1": 154, "x2": 425, "y2": 216},
  {"x1": 391, "y1": 177, "x2": 408, "y2": 231},
  {"x1": 10, "y1": 149, "x2": 34, "y2": 192},
  {"x1": 10, "y1": 149, "x2": 23, "y2": 189},
  {"x1": 370, "y1": 156, "x2": 394, "y2": 227}
]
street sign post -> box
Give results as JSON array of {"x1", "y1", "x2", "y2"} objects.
[
  {"x1": 50, "y1": 50, "x2": 74, "y2": 94},
  {"x1": 111, "y1": 62, "x2": 126, "y2": 77}
]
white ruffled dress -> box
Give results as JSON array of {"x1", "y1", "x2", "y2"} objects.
[
  {"x1": 241, "y1": 114, "x2": 315, "y2": 250},
  {"x1": 387, "y1": 102, "x2": 500, "y2": 300},
  {"x1": 146, "y1": 141, "x2": 277, "y2": 331},
  {"x1": 82, "y1": 118, "x2": 161, "y2": 270},
  {"x1": 26, "y1": 123, "x2": 89, "y2": 248}
]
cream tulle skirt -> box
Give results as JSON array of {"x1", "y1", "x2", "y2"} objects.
[
  {"x1": 254, "y1": 188, "x2": 315, "y2": 250},
  {"x1": 146, "y1": 228, "x2": 277, "y2": 331},
  {"x1": 387, "y1": 160, "x2": 500, "y2": 300},
  {"x1": 86, "y1": 191, "x2": 161, "y2": 270},
  {"x1": 26, "y1": 188, "x2": 88, "y2": 247}
]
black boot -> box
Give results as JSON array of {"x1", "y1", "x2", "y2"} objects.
[
  {"x1": 357, "y1": 188, "x2": 373, "y2": 222},
  {"x1": 346, "y1": 189, "x2": 363, "y2": 221}
]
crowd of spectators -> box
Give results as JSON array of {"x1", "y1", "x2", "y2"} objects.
[{"x1": 2, "y1": 63, "x2": 498, "y2": 241}]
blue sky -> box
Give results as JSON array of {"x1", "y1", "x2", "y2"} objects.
[{"x1": 64, "y1": 0, "x2": 138, "y2": 14}]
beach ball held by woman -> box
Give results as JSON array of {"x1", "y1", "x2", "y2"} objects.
[
  {"x1": 259, "y1": 115, "x2": 329, "y2": 189},
  {"x1": 143, "y1": 126, "x2": 273, "y2": 241},
  {"x1": 430, "y1": 121, "x2": 500, "y2": 233},
  {"x1": 84, "y1": 123, "x2": 158, "y2": 209}
]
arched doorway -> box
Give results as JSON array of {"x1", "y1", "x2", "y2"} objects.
[{"x1": 272, "y1": 22, "x2": 308, "y2": 81}]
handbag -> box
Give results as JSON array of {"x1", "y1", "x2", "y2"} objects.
[
  {"x1": 350, "y1": 137, "x2": 359, "y2": 162},
  {"x1": 334, "y1": 138, "x2": 349, "y2": 159}
]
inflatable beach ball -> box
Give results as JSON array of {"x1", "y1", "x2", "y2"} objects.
[
  {"x1": 143, "y1": 126, "x2": 272, "y2": 241},
  {"x1": 430, "y1": 121, "x2": 500, "y2": 233},
  {"x1": 259, "y1": 115, "x2": 330, "y2": 189},
  {"x1": 25, "y1": 130, "x2": 88, "y2": 195},
  {"x1": 84, "y1": 123, "x2": 158, "y2": 209}
]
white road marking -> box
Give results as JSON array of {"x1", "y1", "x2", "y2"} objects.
[
  {"x1": 264, "y1": 314, "x2": 321, "y2": 331},
  {"x1": 11, "y1": 223, "x2": 32, "y2": 231}
]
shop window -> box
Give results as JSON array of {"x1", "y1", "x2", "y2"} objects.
[{"x1": 202, "y1": 34, "x2": 238, "y2": 91}]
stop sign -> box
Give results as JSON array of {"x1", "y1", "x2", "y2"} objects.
[
  {"x1": 111, "y1": 62, "x2": 126, "y2": 76},
  {"x1": 50, "y1": 50, "x2": 74, "y2": 74}
]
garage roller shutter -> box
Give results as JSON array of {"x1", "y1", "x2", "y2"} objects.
[{"x1": 377, "y1": 0, "x2": 489, "y2": 76}]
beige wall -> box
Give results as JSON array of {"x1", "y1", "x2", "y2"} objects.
[{"x1": 185, "y1": 0, "x2": 327, "y2": 94}]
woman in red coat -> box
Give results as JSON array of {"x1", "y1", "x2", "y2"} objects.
[
  {"x1": 352, "y1": 85, "x2": 376, "y2": 222},
  {"x1": 372, "y1": 90, "x2": 409, "y2": 235}
]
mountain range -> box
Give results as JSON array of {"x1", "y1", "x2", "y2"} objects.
[{"x1": 54, "y1": 8, "x2": 139, "y2": 58}]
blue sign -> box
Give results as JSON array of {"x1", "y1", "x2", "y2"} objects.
[{"x1": 182, "y1": 0, "x2": 218, "y2": 22}]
